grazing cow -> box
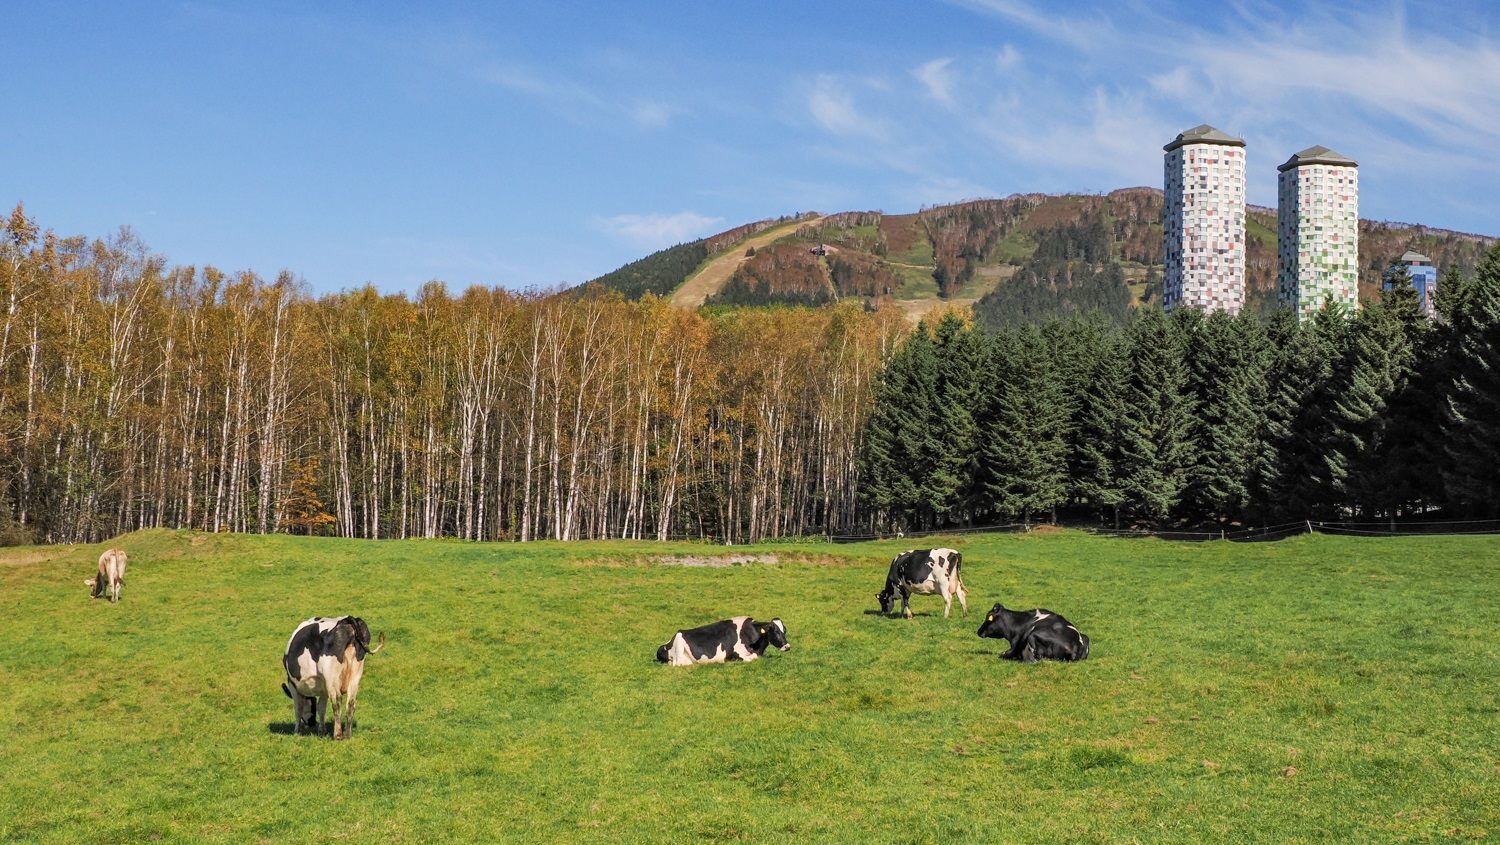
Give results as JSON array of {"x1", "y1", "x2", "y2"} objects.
[
  {"x1": 655, "y1": 617, "x2": 790, "y2": 666},
  {"x1": 84, "y1": 548, "x2": 128, "y2": 604},
  {"x1": 281, "y1": 616, "x2": 384, "y2": 739},
  {"x1": 877, "y1": 548, "x2": 968, "y2": 618},
  {"x1": 976, "y1": 603, "x2": 1090, "y2": 662}
]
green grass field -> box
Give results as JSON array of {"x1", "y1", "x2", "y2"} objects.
[{"x1": 2, "y1": 529, "x2": 1497, "y2": 843}]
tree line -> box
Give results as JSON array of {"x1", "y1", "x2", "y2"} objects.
[
  {"x1": 6, "y1": 200, "x2": 1499, "y2": 544},
  {"x1": 861, "y1": 247, "x2": 1500, "y2": 530},
  {"x1": 0, "y1": 205, "x2": 906, "y2": 544}
]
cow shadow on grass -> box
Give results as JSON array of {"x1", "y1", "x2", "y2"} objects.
[
  {"x1": 861, "y1": 609, "x2": 940, "y2": 619},
  {"x1": 266, "y1": 722, "x2": 302, "y2": 736}
]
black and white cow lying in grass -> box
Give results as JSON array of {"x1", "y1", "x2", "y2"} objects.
[
  {"x1": 655, "y1": 617, "x2": 790, "y2": 666},
  {"x1": 281, "y1": 616, "x2": 384, "y2": 739},
  {"x1": 976, "y1": 603, "x2": 1090, "y2": 662},
  {"x1": 877, "y1": 548, "x2": 968, "y2": 618}
]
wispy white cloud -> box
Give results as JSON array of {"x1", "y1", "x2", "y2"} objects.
[
  {"x1": 596, "y1": 212, "x2": 725, "y2": 250},
  {"x1": 994, "y1": 43, "x2": 1022, "y2": 70},
  {"x1": 913, "y1": 58, "x2": 957, "y2": 107},
  {"x1": 791, "y1": 1, "x2": 1500, "y2": 220},
  {"x1": 948, "y1": 0, "x2": 1115, "y2": 50},
  {"x1": 630, "y1": 100, "x2": 679, "y2": 128},
  {"x1": 807, "y1": 74, "x2": 886, "y2": 138}
]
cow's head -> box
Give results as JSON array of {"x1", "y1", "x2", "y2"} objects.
[
  {"x1": 876, "y1": 587, "x2": 896, "y2": 615},
  {"x1": 758, "y1": 618, "x2": 791, "y2": 652},
  {"x1": 976, "y1": 603, "x2": 1013, "y2": 640}
]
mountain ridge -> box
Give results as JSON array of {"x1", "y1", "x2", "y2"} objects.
[{"x1": 588, "y1": 189, "x2": 1494, "y2": 325}]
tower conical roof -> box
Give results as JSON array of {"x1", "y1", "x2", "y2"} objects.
[
  {"x1": 1278, "y1": 145, "x2": 1357, "y2": 171},
  {"x1": 1163, "y1": 124, "x2": 1245, "y2": 152}
]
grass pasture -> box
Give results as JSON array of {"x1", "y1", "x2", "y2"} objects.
[{"x1": 2, "y1": 529, "x2": 1497, "y2": 843}]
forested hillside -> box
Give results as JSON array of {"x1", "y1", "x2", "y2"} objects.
[{"x1": 591, "y1": 189, "x2": 1493, "y2": 329}]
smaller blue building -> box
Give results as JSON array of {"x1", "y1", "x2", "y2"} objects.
[{"x1": 1385, "y1": 250, "x2": 1439, "y2": 317}]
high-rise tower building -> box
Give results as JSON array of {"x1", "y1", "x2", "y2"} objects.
[
  {"x1": 1162, "y1": 124, "x2": 1247, "y2": 314},
  {"x1": 1385, "y1": 250, "x2": 1438, "y2": 318},
  {"x1": 1277, "y1": 146, "x2": 1359, "y2": 320}
]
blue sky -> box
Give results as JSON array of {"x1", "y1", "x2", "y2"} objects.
[{"x1": 4, "y1": 1, "x2": 1498, "y2": 293}]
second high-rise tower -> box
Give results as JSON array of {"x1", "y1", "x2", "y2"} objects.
[{"x1": 1162, "y1": 124, "x2": 1247, "y2": 315}]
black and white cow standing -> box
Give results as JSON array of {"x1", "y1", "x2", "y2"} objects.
[
  {"x1": 976, "y1": 603, "x2": 1090, "y2": 662},
  {"x1": 281, "y1": 616, "x2": 384, "y2": 739},
  {"x1": 877, "y1": 548, "x2": 968, "y2": 618},
  {"x1": 655, "y1": 617, "x2": 790, "y2": 666}
]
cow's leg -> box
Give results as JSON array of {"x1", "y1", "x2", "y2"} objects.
[
  {"x1": 1019, "y1": 640, "x2": 1039, "y2": 663},
  {"x1": 316, "y1": 695, "x2": 327, "y2": 736},
  {"x1": 933, "y1": 572, "x2": 952, "y2": 618},
  {"x1": 329, "y1": 689, "x2": 344, "y2": 740},
  {"x1": 291, "y1": 692, "x2": 303, "y2": 734},
  {"x1": 955, "y1": 579, "x2": 968, "y2": 616},
  {"x1": 345, "y1": 671, "x2": 363, "y2": 736},
  {"x1": 900, "y1": 585, "x2": 913, "y2": 619}
]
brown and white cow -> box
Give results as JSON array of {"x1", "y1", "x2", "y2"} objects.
[
  {"x1": 84, "y1": 548, "x2": 128, "y2": 604},
  {"x1": 281, "y1": 616, "x2": 384, "y2": 739},
  {"x1": 877, "y1": 548, "x2": 968, "y2": 618}
]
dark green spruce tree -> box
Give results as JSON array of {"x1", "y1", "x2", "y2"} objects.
[
  {"x1": 928, "y1": 313, "x2": 986, "y2": 524},
  {"x1": 1440, "y1": 243, "x2": 1500, "y2": 516},
  {"x1": 1318, "y1": 302, "x2": 1413, "y2": 517},
  {"x1": 1280, "y1": 307, "x2": 1350, "y2": 519},
  {"x1": 1118, "y1": 309, "x2": 1194, "y2": 524},
  {"x1": 1181, "y1": 309, "x2": 1266, "y2": 524},
  {"x1": 1369, "y1": 266, "x2": 1434, "y2": 517},
  {"x1": 859, "y1": 323, "x2": 942, "y2": 528},
  {"x1": 1076, "y1": 326, "x2": 1131, "y2": 527},
  {"x1": 981, "y1": 326, "x2": 1070, "y2": 526}
]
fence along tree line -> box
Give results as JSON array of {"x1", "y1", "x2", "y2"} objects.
[
  {"x1": 860, "y1": 248, "x2": 1500, "y2": 530},
  {"x1": 0, "y1": 205, "x2": 907, "y2": 544}
]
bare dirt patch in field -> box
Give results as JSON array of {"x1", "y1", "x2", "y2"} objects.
[{"x1": 652, "y1": 553, "x2": 780, "y2": 567}]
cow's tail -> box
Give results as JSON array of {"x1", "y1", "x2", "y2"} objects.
[{"x1": 281, "y1": 682, "x2": 293, "y2": 699}]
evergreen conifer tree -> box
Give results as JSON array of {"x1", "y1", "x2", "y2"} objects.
[
  {"x1": 1182, "y1": 310, "x2": 1266, "y2": 523},
  {"x1": 1278, "y1": 308, "x2": 1348, "y2": 519},
  {"x1": 1070, "y1": 319, "x2": 1131, "y2": 526},
  {"x1": 1440, "y1": 243, "x2": 1500, "y2": 516},
  {"x1": 859, "y1": 324, "x2": 942, "y2": 528},
  {"x1": 1118, "y1": 309, "x2": 1193, "y2": 524},
  {"x1": 928, "y1": 313, "x2": 986, "y2": 524},
  {"x1": 981, "y1": 326, "x2": 1069, "y2": 526},
  {"x1": 1319, "y1": 304, "x2": 1413, "y2": 516},
  {"x1": 1370, "y1": 265, "x2": 1434, "y2": 517}
]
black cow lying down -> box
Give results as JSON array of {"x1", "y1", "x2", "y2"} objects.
[
  {"x1": 656, "y1": 617, "x2": 790, "y2": 666},
  {"x1": 976, "y1": 603, "x2": 1089, "y2": 662}
]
